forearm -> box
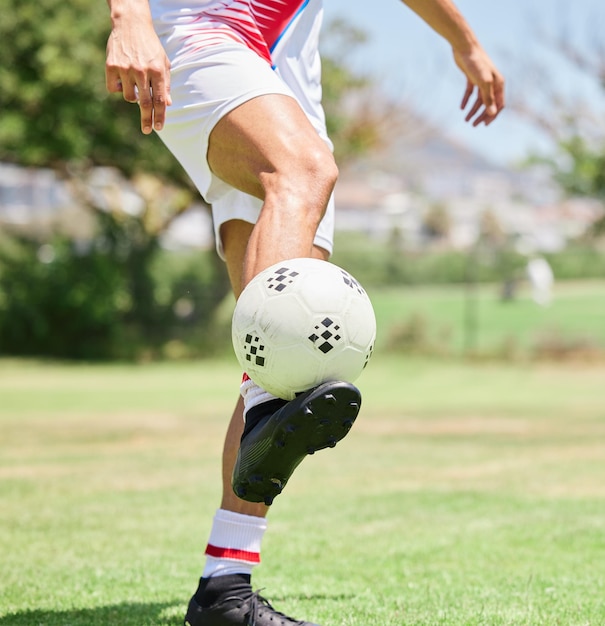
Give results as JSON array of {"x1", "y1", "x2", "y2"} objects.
[{"x1": 400, "y1": 0, "x2": 478, "y2": 53}]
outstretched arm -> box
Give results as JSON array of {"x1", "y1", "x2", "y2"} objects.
[
  {"x1": 401, "y1": 0, "x2": 505, "y2": 126},
  {"x1": 105, "y1": 0, "x2": 172, "y2": 134}
]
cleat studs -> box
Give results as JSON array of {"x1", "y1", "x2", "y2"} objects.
[
  {"x1": 264, "y1": 495, "x2": 274, "y2": 506},
  {"x1": 275, "y1": 439, "x2": 285, "y2": 448},
  {"x1": 328, "y1": 438, "x2": 337, "y2": 448},
  {"x1": 303, "y1": 406, "x2": 314, "y2": 416},
  {"x1": 307, "y1": 446, "x2": 316, "y2": 455},
  {"x1": 286, "y1": 423, "x2": 297, "y2": 433},
  {"x1": 234, "y1": 485, "x2": 247, "y2": 497},
  {"x1": 325, "y1": 394, "x2": 337, "y2": 405},
  {"x1": 343, "y1": 419, "x2": 354, "y2": 429}
]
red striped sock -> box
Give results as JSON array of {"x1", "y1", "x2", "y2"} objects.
[
  {"x1": 240, "y1": 373, "x2": 279, "y2": 417},
  {"x1": 202, "y1": 509, "x2": 267, "y2": 578}
]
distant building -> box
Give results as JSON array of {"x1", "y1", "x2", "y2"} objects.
[
  {"x1": 0, "y1": 163, "x2": 214, "y2": 249},
  {"x1": 2, "y1": 149, "x2": 604, "y2": 253}
]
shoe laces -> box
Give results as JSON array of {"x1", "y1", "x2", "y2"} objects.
[{"x1": 246, "y1": 590, "x2": 307, "y2": 626}]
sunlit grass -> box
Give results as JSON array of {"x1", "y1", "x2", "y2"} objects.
[
  {"x1": 369, "y1": 279, "x2": 605, "y2": 356},
  {"x1": 1, "y1": 356, "x2": 604, "y2": 624}
]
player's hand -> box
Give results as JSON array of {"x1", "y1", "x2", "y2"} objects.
[
  {"x1": 453, "y1": 47, "x2": 505, "y2": 127},
  {"x1": 105, "y1": 19, "x2": 172, "y2": 134}
]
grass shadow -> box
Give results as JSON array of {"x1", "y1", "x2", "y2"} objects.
[
  {"x1": 0, "y1": 596, "x2": 351, "y2": 625},
  {"x1": 0, "y1": 601, "x2": 184, "y2": 626}
]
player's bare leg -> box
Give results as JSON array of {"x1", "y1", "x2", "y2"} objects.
[
  {"x1": 208, "y1": 92, "x2": 363, "y2": 505},
  {"x1": 219, "y1": 219, "x2": 331, "y2": 513},
  {"x1": 185, "y1": 95, "x2": 358, "y2": 626},
  {"x1": 219, "y1": 220, "x2": 360, "y2": 506},
  {"x1": 219, "y1": 219, "x2": 269, "y2": 517},
  {"x1": 185, "y1": 235, "x2": 341, "y2": 625},
  {"x1": 207, "y1": 93, "x2": 338, "y2": 290}
]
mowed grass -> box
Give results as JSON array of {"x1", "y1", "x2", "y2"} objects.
[
  {"x1": 1, "y1": 355, "x2": 604, "y2": 625},
  {"x1": 369, "y1": 279, "x2": 605, "y2": 355}
]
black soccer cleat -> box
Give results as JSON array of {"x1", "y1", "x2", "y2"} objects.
[
  {"x1": 184, "y1": 574, "x2": 320, "y2": 626},
  {"x1": 232, "y1": 380, "x2": 361, "y2": 505}
]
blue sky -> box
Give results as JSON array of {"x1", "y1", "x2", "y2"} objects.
[{"x1": 322, "y1": 0, "x2": 605, "y2": 166}]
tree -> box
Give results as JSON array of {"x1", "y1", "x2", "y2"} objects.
[
  {"x1": 511, "y1": 20, "x2": 605, "y2": 236},
  {"x1": 0, "y1": 4, "x2": 388, "y2": 179},
  {"x1": 0, "y1": 4, "x2": 389, "y2": 359},
  {"x1": 0, "y1": 0, "x2": 188, "y2": 184},
  {"x1": 0, "y1": 0, "x2": 211, "y2": 359},
  {"x1": 320, "y1": 19, "x2": 401, "y2": 164}
]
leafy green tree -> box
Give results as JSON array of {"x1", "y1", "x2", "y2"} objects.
[
  {"x1": 0, "y1": 233, "x2": 123, "y2": 359},
  {"x1": 0, "y1": 0, "x2": 187, "y2": 183},
  {"x1": 320, "y1": 19, "x2": 395, "y2": 163},
  {"x1": 548, "y1": 135, "x2": 605, "y2": 238},
  {"x1": 0, "y1": 4, "x2": 388, "y2": 359},
  {"x1": 0, "y1": 228, "x2": 232, "y2": 360},
  {"x1": 0, "y1": 3, "x2": 385, "y2": 178},
  {"x1": 513, "y1": 30, "x2": 605, "y2": 235}
]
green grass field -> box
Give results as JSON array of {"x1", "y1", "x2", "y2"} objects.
[
  {"x1": 1, "y1": 354, "x2": 604, "y2": 625},
  {"x1": 369, "y1": 279, "x2": 605, "y2": 357}
]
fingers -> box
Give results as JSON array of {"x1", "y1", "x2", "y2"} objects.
[
  {"x1": 463, "y1": 93, "x2": 483, "y2": 125},
  {"x1": 138, "y1": 76, "x2": 172, "y2": 134},
  {"x1": 454, "y1": 48, "x2": 505, "y2": 127},
  {"x1": 105, "y1": 67, "x2": 127, "y2": 96},
  {"x1": 460, "y1": 75, "x2": 505, "y2": 127},
  {"x1": 460, "y1": 80, "x2": 473, "y2": 111},
  {"x1": 105, "y1": 60, "x2": 171, "y2": 134},
  {"x1": 137, "y1": 81, "x2": 155, "y2": 134}
]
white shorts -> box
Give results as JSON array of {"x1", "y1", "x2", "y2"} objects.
[{"x1": 155, "y1": 4, "x2": 334, "y2": 259}]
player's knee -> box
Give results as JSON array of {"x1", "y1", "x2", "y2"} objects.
[
  {"x1": 280, "y1": 146, "x2": 338, "y2": 208},
  {"x1": 306, "y1": 146, "x2": 339, "y2": 196}
]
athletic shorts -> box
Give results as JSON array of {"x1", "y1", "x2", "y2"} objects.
[{"x1": 154, "y1": 1, "x2": 335, "y2": 259}]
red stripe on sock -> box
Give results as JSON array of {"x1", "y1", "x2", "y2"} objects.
[{"x1": 205, "y1": 543, "x2": 261, "y2": 563}]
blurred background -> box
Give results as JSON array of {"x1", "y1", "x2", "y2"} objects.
[{"x1": 0, "y1": 0, "x2": 604, "y2": 364}]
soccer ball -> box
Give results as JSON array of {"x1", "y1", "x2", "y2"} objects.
[{"x1": 232, "y1": 257, "x2": 376, "y2": 400}]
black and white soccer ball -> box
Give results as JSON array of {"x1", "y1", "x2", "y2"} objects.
[{"x1": 232, "y1": 257, "x2": 376, "y2": 400}]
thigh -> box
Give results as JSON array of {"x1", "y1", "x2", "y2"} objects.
[
  {"x1": 156, "y1": 41, "x2": 295, "y2": 204},
  {"x1": 207, "y1": 91, "x2": 333, "y2": 201}
]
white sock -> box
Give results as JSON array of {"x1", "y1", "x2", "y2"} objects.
[
  {"x1": 203, "y1": 509, "x2": 267, "y2": 578},
  {"x1": 240, "y1": 373, "x2": 280, "y2": 417}
]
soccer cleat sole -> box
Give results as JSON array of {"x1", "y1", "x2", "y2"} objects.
[{"x1": 232, "y1": 381, "x2": 361, "y2": 505}]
